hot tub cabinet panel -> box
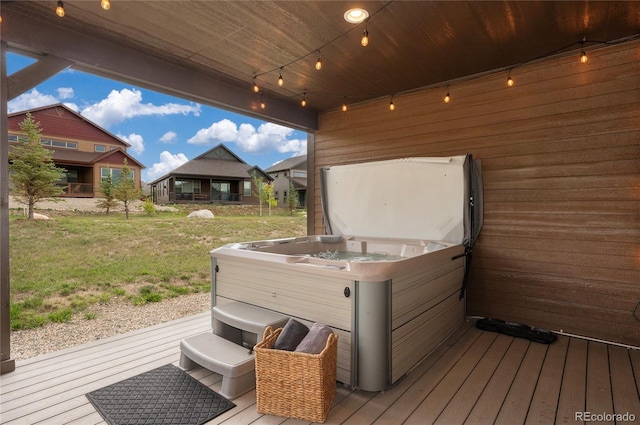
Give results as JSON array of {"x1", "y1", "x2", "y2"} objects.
[{"x1": 210, "y1": 155, "x2": 483, "y2": 392}]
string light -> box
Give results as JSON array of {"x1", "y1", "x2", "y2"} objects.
[
  {"x1": 580, "y1": 36, "x2": 588, "y2": 63},
  {"x1": 101, "y1": 0, "x2": 111, "y2": 11},
  {"x1": 260, "y1": 95, "x2": 266, "y2": 109},
  {"x1": 277, "y1": 68, "x2": 284, "y2": 86},
  {"x1": 444, "y1": 86, "x2": 451, "y2": 103},
  {"x1": 389, "y1": 97, "x2": 395, "y2": 111},
  {"x1": 252, "y1": 77, "x2": 260, "y2": 93},
  {"x1": 361, "y1": 22, "x2": 369, "y2": 47},
  {"x1": 315, "y1": 57, "x2": 323, "y2": 71},
  {"x1": 56, "y1": 1, "x2": 65, "y2": 17},
  {"x1": 342, "y1": 98, "x2": 348, "y2": 112},
  {"x1": 301, "y1": 92, "x2": 307, "y2": 107},
  {"x1": 507, "y1": 69, "x2": 514, "y2": 87}
]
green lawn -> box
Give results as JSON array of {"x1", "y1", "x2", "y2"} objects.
[{"x1": 9, "y1": 206, "x2": 307, "y2": 330}]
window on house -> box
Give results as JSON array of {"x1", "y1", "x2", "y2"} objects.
[
  {"x1": 102, "y1": 167, "x2": 135, "y2": 182},
  {"x1": 40, "y1": 139, "x2": 78, "y2": 149},
  {"x1": 243, "y1": 181, "x2": 251, "y2": 196},
  {"x1": 175, "y1": 179, "x2": 200, "y2": 194},
  {"x1": 292, "y1": 171, "x2": 307, "y2": 178},
  {"x1": 8, "y1": 134, "x2": 29, "y2": 142},
  {"x1": 95, "y1": 145, "x2": 106, "y2": 152}
]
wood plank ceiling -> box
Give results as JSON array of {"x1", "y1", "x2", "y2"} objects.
[{"x1": 1, "y1": 1, "x2": 639, "y2": 130}]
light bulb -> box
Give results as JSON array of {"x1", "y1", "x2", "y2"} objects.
[
  {"x1": 389, "y1": 100, "x2": 395, "y2": 111},
  {"x1": 361, "y1": 29, "x2": 369, "y2": 47},
  {"x1": 277, "y1": 70, "x2": 284, "y2": 87},
  {"x1": 342, "y1": 103, "x2": 348, "y2": 112},
  {"x1": 444, "y1": 88, "x2": 450, "y2": 103},
  {"x1": 301, "y1": 98, "x2": 307, "y2": 107},
  {"x1": 101, "y1": 0, "x2": 111, "y2": 10},
  {"x1": 315, "y1": 57, "x2": 322, "y2": 71},
  {"x1": 252, "y1": 80, "x2": 259, "y2": 93},
  {"x1": 507, "y1": 75, "x2": 514, "y2": 87},
  {"x1": 56, "y1": 1, "x2": 65, "y2": 17},
  {"x1": 260, "y1": 99, "x2": 266, "y2": 109},
  {"x1": 580, "y1": 50, "x2": 588, "y2": 63}
]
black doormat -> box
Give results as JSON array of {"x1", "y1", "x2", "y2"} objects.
[{"x1": 86, "y1": 364, "x2": 235, "y2": 425}]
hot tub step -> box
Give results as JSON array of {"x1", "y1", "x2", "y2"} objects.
[
  {"x1": 213, "y1": 302, "x2": 289, "y2": 336},
  {"x1": 179, "y1": 332, "x2": 255, "y2": 399}
]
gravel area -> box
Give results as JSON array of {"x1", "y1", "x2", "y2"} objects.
[{"x1": 11, "y1": 292, "x2": 211, "y2": 360}]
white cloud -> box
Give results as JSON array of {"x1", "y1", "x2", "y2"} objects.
[
  {"x1": 118, "y1": 133, "x2": 145, "y2": 155},
  {"x1": 81, "y1": 88, "x2": 201, "y2": 128},
  {"x1": 187, "y1": 118, "x2": 238, "y2": 145},
  {"x1": 57, "y1": 87, "x2": 74, "y2": 99},
  {"x1": 144, "y1": 151, "x2": 189, "y2": 182},
  {"x1": 8, "y1": 89, "x2": 59, "y2": 113},
  {"x1": 8, "y1": 88, "x2": 79, "y2": 113},
  {"x1": 187, "y1": 119, "x2": 307, "y2": 156},
  {"x1": 159, "y1": 131, "x2": 178, "y2": 143}
]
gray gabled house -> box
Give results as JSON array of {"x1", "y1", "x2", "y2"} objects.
[
  {"x1": 265, "y1": 155, "x2": 307, "y2": 208},
  {"x1": 149, "y1": 144, "x2": 271, "y2": 205}
]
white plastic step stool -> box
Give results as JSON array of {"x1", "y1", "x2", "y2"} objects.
[{"x1": 179, "y1": 302, "x2": 289, "y2": 399}]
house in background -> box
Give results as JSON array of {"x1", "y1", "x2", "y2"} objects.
[
  {"x1": 265, "y1": 155, "x2": 307, "y2": 208},
  {"x1": 8, "y1": 104, "x2": 145, "y2": 197},
  {"x1": 149, "y1": 144, "x2": 272, "y2": 205}
]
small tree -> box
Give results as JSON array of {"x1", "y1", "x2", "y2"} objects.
[
  {"x1": 8, "y1": 113, "x2": 65, "y2": 219},
  {"x1": 285, "y1": 179, "x2": 298, "y2": 215},
  {"x1": 251, "y1": 172, "x2": 265, "y2": 216},
  {"x1": 112, "y1": 159, "x2": 141, "y2": 220},
  {"x1": 263, "y1": 182, "x2": 278, "y2": 216},
  {"x1": 95, "y1": 168, "x2": 119, "y2": 214}
]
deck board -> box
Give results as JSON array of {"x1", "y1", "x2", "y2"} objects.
[
  {"x1": 464, "y1": 337, "x2": 530, "y2": 424},
  {"x1": 525, "y1": 335, "x2": 569, "y2": 425},
  {"x1": 585, "y1": 341, "x2": 614, "y2": 418},
  {"x1": 494, "y1": 341, "x2": 548, "y2": 425},
  {"x1": 609, "y1": 346, "x2": 640, "y2": 418},
  {"x1": 1, "y1": 314, "x2": 637, "y2": 425},
  {"x1": 556, "y1": 338, "x2": 587, "y2": 424}
]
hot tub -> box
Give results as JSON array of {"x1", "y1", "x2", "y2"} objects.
[{"x1": 211, "y1": 154, "x2": 483, "y2": 391}]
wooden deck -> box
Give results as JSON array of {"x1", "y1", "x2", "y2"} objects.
[{"x1": 1, "y1": 312, "x2": 638, "y2": 425}]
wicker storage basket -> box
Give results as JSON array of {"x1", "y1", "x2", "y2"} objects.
[{"x1": 254, "y1": 326, "x2": 338, "y2": 423}]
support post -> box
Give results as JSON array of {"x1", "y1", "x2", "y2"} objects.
[{"x1": 0, "y1": 40, "x2": 16, "y2": 374}]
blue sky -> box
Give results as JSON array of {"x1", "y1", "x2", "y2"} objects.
[{"x1": 7, "y1": 52, "x2": 308, "y2": 182}]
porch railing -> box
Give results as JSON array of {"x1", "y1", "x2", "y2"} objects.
[{"x1": 57, "y1": 182, "x2": 94, "y2": 197}]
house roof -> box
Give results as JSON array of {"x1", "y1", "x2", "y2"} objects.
[
  {"x1": 3, "y1": 2, "x2": 638, "y2": 131},
  {"x1": 265, "y1": 155, "x2": 308, "y2": 173},
  {"x1": 149, "y1": 144, "x2": 270, "y2": 184},
  {"x1": 9, "y1": 144, "x2": 146, "y2": 169},
  {"x1": 8, "y1": 104, "x2": 131, "y2": 149}
]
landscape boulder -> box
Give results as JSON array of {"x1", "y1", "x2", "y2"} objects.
[
  {"x1": 187, "y1": 209, "x2": 215, "y2": 219},
  {"x1": 33, "y1": 213, "x2": 52, "y2": 220}
]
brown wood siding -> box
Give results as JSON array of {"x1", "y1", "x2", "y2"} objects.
[{"x1": 312, "y1": 40, "x2": 639, "y2": 347}]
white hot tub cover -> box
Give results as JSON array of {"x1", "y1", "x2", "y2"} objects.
[{"x1": 320, "y1": 154, "x2": 483, "y2": 248}]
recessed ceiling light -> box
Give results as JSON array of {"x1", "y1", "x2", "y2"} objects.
[{"x1": 344, "y1": 8, "x2": 369, "y2": 24}]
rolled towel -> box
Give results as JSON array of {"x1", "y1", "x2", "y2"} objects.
[
  {"x1": 273, "y1": 318, "x2": 309, "y2": 351},
  {"x1": 295, "y1": 323, "x2": 333, "y2": 354}
]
